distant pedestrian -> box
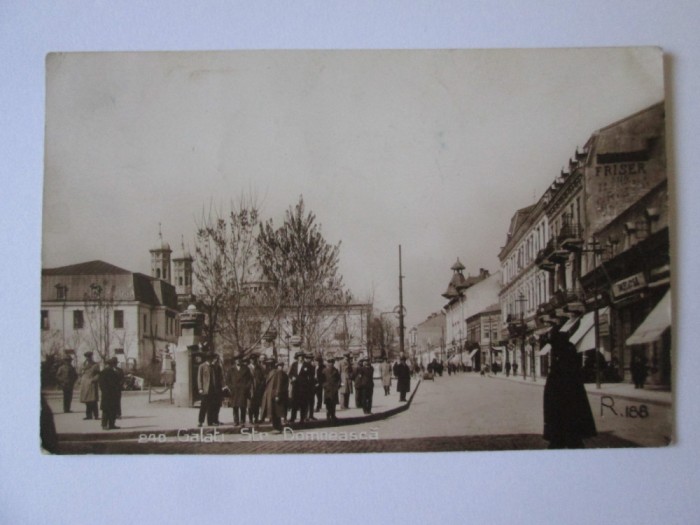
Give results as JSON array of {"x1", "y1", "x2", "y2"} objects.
[
  {"x1": 543, "y1": 330, "x2": 597, "y2": 449},
  {"x1": 55, "y1": 356, "x2": 78, "y2": 413},
  {"x1": 99, "y1": 357, "x2": 122, "y2": 430},
  {"x1": 261, "y1": 360, "x2": 289, "y2": 433},
  {"x1": 79, "y1": 351, "x2": 100, "y2": 420},
  {"x1": 393, "y1": 357, "x2": 411, "y2": 402},
  {"x1": 505, "y1": 361, "x2": 511, "y2": 377},
  {"x1": 322, "y1": 358, "x2": 341, "y2": 422},
  {"x1": 378, "y1": 357, "x2": 392, "y2": 395},
  {"x1": 512, "y1": 362, "x2": 518, "y2": 376},
  {"x1": 631, "y1": 353, "x2": 648, "y2": 389},
  {"x1": 197, "y1": 352, "x2": 224, "y2": 427}
]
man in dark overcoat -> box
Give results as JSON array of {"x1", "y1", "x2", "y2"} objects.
[
  {"x1": 248, "y1": 353, "x2": 267, "y2": 424},
  {"x1": 56, "y1": 356, "x2": 78, "y2": 413},
  {"x1": 197, "y1": 352, "x2": 224, "y2": 427},
  {"x1": 313, "y1": 355, "x2": 325, "y2": 414},
  {"x1": 322, "y1": 358, "x2": 341, "y2": 422},
  {"x1": 543, "y1": 330, "x2": 597, "y2": 449},
  {"x1": 393, "y1": 357, "x2": 411, "y2": 402},
  {"x1": 353, "y1": 358, "x2": 373, "y2": 413},
  {"x1": 288, "y1": 351, "x2": 315, "y2": 422},
  {"x1": 261, "y1": 361, "x2": 289, "y2": 433},
  {"x1": 304, "y1": 353, "x2": 318, "y2": 420},
  {"x1": 226, "y1": 355, "x2": 253, "y2": 425},
  {"x1": 99, "y1": 357, "x2": 122, "y2": 430}
]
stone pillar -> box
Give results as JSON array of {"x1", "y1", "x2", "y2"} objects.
[{"x1": 174, "y1": 305, "x2": 204, "y2": 407}]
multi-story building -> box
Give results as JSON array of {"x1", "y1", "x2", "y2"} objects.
[
  {"x1": 535, "y1": 101, "x2": 668, "y2": 387},
  {"x1": 41, "y1": 260, "x2": 180, "y2": 369},
  {"x1": 499, "y1": 199, "x2": 552, "y2": 379},
  {"x1": 578, "y1": 102, "x2": 669, "y2": 387},
  {"x1": 411, "y1": 311, "x2": 446, "y2": 367},
  {"x1": 466, "y1": 303, "x2": 500, "y2": 371},
  {"x1": 442, "y1": 262, "x2": 499, "y2": 365}
]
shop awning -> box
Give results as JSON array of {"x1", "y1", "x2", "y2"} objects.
[
  {"x1": 626, "y1": 290, "x2": 671, "y2": 345},
  {"x1": 538, "y1": 344, "x2": 551, "y2": 356},
  {"x1": 559, "y1": 315, "x2": 580, "y2": 334},
  {"x1": 569, "y1": 308, "x2": 608, "y2": 353},
  {"x1": 468, "y1": 349, "x2": 479, "y2": 359}
]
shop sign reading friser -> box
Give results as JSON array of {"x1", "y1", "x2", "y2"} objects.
[{"x1": 612, "y1": 272, "x2": 646, "y2": 298}]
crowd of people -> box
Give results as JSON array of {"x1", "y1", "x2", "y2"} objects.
[{"x1": 195, "y1": 351, "x2": 414, "y2": 433}]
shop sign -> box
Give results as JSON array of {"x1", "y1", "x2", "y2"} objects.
[{"x1": 612, "y1": 272, "x2": 646, "y2": 298}]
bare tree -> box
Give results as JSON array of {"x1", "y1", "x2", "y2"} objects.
[
  {"x1": 257, "y1": 195, "x2": 350, "y2": 354},
  {"x1": 83, "y1": 281, "x2": 119, "y2": 362},
  {"x1": 193, "y1": 194, "x2": 281, "y2": 357}
]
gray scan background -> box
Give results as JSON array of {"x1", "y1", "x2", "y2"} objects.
[{"x1": 1, "y1": 2, "x2": 699, "y2": 524}]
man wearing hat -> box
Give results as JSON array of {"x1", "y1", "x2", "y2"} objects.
[
  {"x1": 99, "y1": 357, "x2": 122, "y2": 430},
  {"x1": 393, "y1": 356, "x2": 411, "y2": 402},
  {"x1": 261, "y1": 360, "x2": 289, "y2": 433},
  {"x1": 313, "y1": 355, "x2": 325, "y2": 415},
  {"x1": 322, "y1": 358, "x2": 341, "y2": 423},
  {"x1": 225, "y1": 354, "x2": 253, "y2": 426},
  {"x1": 339, "y1": 354, "x2": 355, "y2": 409},
  {"x1": 55, "y1": 356, "x2": 78, "y2": 413},
  {"x1": 248, "y1": 353, "x2": 267, "y2": 424},
  {"x1": 79, "y1": 351, "x2": 100, "y2": 420},
  {"x1": 378, "y1": 356, "x2": 392, "y2": 396},
  {"x1": 288, "y1": 351, "x2": 314, "y2": 422},
  {"x1": 197, "y1": 352, "x2": 224, "y2": 427}
]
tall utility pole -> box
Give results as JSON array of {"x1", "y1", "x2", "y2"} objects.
[{"x1": 398, "y1": 245, "x2": 405, "y2": 359}]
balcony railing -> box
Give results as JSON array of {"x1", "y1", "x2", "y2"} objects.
[{"x1": 557, "y1": 222, "x2": 584, "y2": 250}]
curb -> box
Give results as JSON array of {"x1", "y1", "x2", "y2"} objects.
[
  {"x1": 484, "y1": 372, "x2": 672, "y2": 407},
  {"x1": 57, "y1": 380, "x2": 422, "y2": 442}
]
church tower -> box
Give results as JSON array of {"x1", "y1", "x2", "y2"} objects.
[
  {"x1": 150, "y1": 224, "x2": 172, "y2": 283},
  {"x1": 173, "y1": 235, "x2": 194, "y2": 309}
]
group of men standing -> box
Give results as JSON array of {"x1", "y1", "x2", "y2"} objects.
[
  {"x1": 195, "y1": 350, "x2": 411, "y2": 432},
  {"x1": 55, "y1": 351, "x2": 124, "y2": 431}
]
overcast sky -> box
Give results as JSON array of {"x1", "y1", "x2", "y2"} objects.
[{"x1": 43, "y1": 48, "x2": 664, "y2": 327}]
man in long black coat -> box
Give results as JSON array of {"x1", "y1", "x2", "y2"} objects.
[
  {"x1": 248, "y1": 354, "x2": 267, "y2": 424},
  {"x1": 226, "y1": 355, "x2": 253, "y2": 425},
  {"x1": 288, "y1": 352, "x2": 315, "y2": 422},
  {"x1": 543, "y1": 330, "x2": 597, "y2": 449},
  {"x1": 394, "y1": 357, "x2": 411, "y2": 402},
  {"x1": 322, "y1": 358, "x2": 341, "y2": 422},
  {"x1": 99, "y1": 357, "x2": 122, "y2": 430}
]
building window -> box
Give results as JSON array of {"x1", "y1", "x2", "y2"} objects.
[
  {"x1": 55, "y1": 284, "x2": 67, "y2": 300},
  {"x1": 143, "y1": 314, "x2": 147, "y2": 334},
  {"x1": 156, "y1": 268, "x2": 161, "y2": 279},
  {"x1": 41, "y1": 310, "x2": 49, "y2": 330},
  {"x1": 179, "y1": 276, "x2": 183, "y2": 286},
  {"x1": 73, "y1": 310, "x2": 84, "y2": 329},
  {"x1": 114, "y1": 310, "x2": 124, "y2": 329}
]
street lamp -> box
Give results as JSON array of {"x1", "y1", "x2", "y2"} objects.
[
  {"x1": 580, "y1": 239, "x2": 611, "y2": 390},
  {"x1": 515, "y1": 292, "x2": 528, "y2": 380}
]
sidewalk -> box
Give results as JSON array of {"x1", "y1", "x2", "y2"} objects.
[
  {"x1": 44, "y1": 383, "x2": 418, "y2": 441},
  {"x1": 484, "y1": 372, "x2": 673, "y2": 407}
]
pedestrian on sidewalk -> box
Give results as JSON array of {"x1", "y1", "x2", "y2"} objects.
[
  {"x1": 261, "y1": 360, "x2": 289, "y2": 433},
  {"x1": 225, "y1": 354, "x2": 252, "y2": 426},
  {"x1": 248, "y1": 353, "x2": 266, "y2": 424},
  {"x1": 313, "y1": 355, "x2": 325, "y2": 413},
  {"x1": 99, "y1": 357, "x2": 122, "y2": 430},
  {"x1": 505, "y1": 361, "x2": 511, "y2": 377},
  {"x1": 197, "y1": 352, "x2": 224, "y2": 427},
  {"x1": 543, "y1": 330, "x2": 597, "y2": 449},
  {"x1": 339, "y1": 354, "x2": 354, "y2": 409},
  {"x1": 394, "y1": 356, "x2": 411, "y2": 402},
  {"x1": 631, "y1": 353, "x2": 648, "y2": 389},
  {"x1": 55, "y1": 356, "x2": 78, "y2": 413},
  {"x1": 512, "y1": 362, "x2": 518, "y2": 376},
  {"x1": 79, "y1": 351, "x2": 100, "y2": 420},
  {"x1": 322, "y1": 358, "x2": 341, "y2": 423},
  {"x1": 379, "y1": 357, "x2": 392, "y2": 396}
]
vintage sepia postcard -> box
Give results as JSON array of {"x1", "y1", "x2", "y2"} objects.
[{"x1": 40, "y1": 47, "x2": 672, "y2": 454}]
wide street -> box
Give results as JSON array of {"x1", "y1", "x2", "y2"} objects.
[{"x1": 56, "y1": 372, "x2": 671, "y2": 454}]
